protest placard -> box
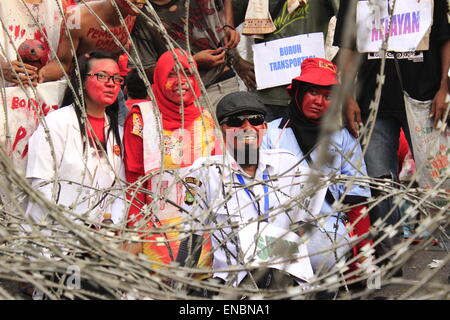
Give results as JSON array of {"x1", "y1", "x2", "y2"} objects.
[
  {"x1": 252, "y1": 33, "x2": 325, "y2": 90},
  {"x1": 356, "y1": 0, "x2": 432, "y2": 53},
  {"x1": 0, "y1": 80, "x2": 66, "y2": 175}
]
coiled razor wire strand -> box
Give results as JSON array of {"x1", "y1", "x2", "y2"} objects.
[{"x1": 0, "y1": 0, "x2": 449, "y2": 300}]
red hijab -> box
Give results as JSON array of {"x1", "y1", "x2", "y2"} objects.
[{"x1": 152, "y1": 49, "x2": 202, "y2": 131}]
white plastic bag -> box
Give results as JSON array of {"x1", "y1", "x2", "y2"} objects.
[{"x1": 403, "y1": 93, "x2": 450, "y2": 194}]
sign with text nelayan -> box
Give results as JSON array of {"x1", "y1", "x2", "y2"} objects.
[
  {"x1": 252, "y1": 33, "x2": 325, "y2": 90},
  {"x1": 356, "y1": 0, "x2": 432, "y2": 53}
]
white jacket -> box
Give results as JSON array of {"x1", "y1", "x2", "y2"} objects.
[{"x1": 25, "y1": 105, "x2": 126, "y2": 229}]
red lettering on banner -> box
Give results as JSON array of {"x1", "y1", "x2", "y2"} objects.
[
  {"x1": 9, "y1": 97, "x2": 59, "y2": 116},
  {"x1": 11, "y1": 97, "x2": 20, "y2": 109},
  {"x1": 42, "y1": 103, "x2": 50, "y2": 116},
  {"x1": 12, "y1": 126, "x2": 27, "y2": 152},
  {"x1": 51, "y1": 105, "x2": 58, "y2": 111},
  {"x1": 21, "y1": 144, "x2": 29, "y2": 159}
]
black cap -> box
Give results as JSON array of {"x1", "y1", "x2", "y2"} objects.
[{"x1": 216, "y1": 92, "x2": 267, "y2": 123}]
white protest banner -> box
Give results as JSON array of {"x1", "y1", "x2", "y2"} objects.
[
  {"x1": 252, "y1": 32, "x2": 325, "y2": 90},
  {"x1": 239, "y1": 222, "x2": 314, "y2": 282},
  {"x1": 0, "y1": 80, "x2": 67, "y2": 175},
  {"x1": 356, "y1": 0, "x2": 432, "y2": 53}
]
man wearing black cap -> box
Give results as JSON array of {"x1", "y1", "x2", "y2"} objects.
[{"x1": 174, "y1": 91, "x2": 326, "y2": 296}]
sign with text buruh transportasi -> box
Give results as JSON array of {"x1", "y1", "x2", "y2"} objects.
[
  {"x1": 356, "y1": 0, "x2": 432, "y2": 53},
  {"x1": 252, "y1": 33, "x2": 325, "y2": 90}
]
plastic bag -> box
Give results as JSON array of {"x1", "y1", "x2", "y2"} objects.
[{"x1": 403, "y1": 92, "x2": 450, "y2": 196}]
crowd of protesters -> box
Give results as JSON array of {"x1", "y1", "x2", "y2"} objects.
[{"x1": 0, "y1": 0, "x2": 448, "y2": 299}]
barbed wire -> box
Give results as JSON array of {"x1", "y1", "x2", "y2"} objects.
[{"x1": 0, "y1": 0, "x2": 449, "y2": 300}]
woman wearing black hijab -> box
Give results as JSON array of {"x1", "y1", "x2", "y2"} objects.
[{"x1": 262, "y1": 58, "x2": 373, "y2": 278}]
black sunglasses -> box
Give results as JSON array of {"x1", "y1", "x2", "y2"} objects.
[{"x1": 220, "y1": 114, "x2": 265, "y2": 127}]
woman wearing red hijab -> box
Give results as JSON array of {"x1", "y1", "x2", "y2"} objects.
[{"x1": 123, "y1": 49, "x2": 218, "y2": 272}]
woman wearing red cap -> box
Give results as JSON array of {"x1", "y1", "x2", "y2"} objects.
[
  {"x1": 262, "y1": 58, "x2": 373, "y2": 284},
  {"x1": 123, "y1": 49, "x2": 218, "y2": 273}
]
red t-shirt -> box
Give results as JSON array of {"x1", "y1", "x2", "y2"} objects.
[{"x1": 87, "y1": 114, "x2": 105, "y2": 146}]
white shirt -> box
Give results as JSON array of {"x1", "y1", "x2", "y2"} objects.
[
  {"x1": 262, "y1": 118, "x2": 372, "y2": 235},
  {"x1": 181, "y1": 148, "x2": 326, "y2": 285},
  {"x1": 25, "y1": 105, "x2": 126, "y2": 229}
]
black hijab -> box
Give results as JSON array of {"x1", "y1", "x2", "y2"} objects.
[{"x1": 281, "y1": 83, "x2": 330, "y2": 157}]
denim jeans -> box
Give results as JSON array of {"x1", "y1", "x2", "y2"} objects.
[{"x1": 362, "y1": 109, "x2": 412, "y2": 261}]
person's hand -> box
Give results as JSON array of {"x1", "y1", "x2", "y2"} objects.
[
  {"x1": 222, "y1": 26, "x2": 240, "y2": 49},
  {"x1": 193, "y1": 49, "x2": 226, "y2": 68},
  {"x1": 430, "y1": 87, "x2": 449, "y2": 129},
  {"x1": 37, "y1": 67, "x2": 47, "y2": 84},
  {"x1": 2, "y1": 60, "x2": 38, "y2": 87},
  {"x1": 233, "y1": 56, "x2": 256, "y2": 91},
  {"x1": 121, "y1": 241, "x2": 143, "y2": 255},
  {"x1": 345, "y1": 97, "x2": 363, "y2": 138}
]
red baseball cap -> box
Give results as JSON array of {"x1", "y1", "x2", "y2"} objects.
[{"x1": 287, "y1": 58, "x2": 339, "y2": 95}]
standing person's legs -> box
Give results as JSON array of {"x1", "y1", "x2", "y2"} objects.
[
  {"x1": 364, "y1": 115, "x2": 402, "y2": 226},
  {"x1": 363, "y1": 114, "x2": 405, "y2": 267},
  {"x1": 199, "y1": 76, "x2": 240, "y2": 114}
]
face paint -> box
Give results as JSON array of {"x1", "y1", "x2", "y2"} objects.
[
  {"x1": 300, "y1": 87, "x2": 332, "y2": 121},
  {"x1": 165, "y1": 79, "x2": 175, "y2": 91},
  {"x1": 163, "y1": 68, "x2": 196, "y2": 105},
  {"x1": 84, "y1": 59, "x2": 121, "y2": 111}
]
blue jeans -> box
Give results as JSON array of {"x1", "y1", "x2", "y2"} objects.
[
  {"x1": 117, "y1": 90, "x2": 129, "y2": 127},
  {"x1": 363, "y1": 110, "x2": 412, "y2": 229}
]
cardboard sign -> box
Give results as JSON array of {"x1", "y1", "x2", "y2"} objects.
[
  {"x1": 356, "y1": 0, "x2": 432, "y2": 53},
  {"x1": 0, "y1": 80, "x2": 67, "y2": 175},
  {"x1": 252, "y1": 33, "x2": 325, "y2": 90},
  {"x1": 239, "y1": 222, "x2": 314, "y2": 282}
]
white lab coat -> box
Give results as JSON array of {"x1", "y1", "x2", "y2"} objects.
[{"x1": 25, "y1": 104, "x2": 126, "y2": 229}]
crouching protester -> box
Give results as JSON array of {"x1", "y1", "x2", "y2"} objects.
[
  {"x1": 175, "y1": 92, "x2": 328, "y2": 298},
  {"x1": 261, "y1": 58, "x2": 374, "y2": 290},
  {"x1": 21, "y1": 52, "x2": 135, "y2": 299}
]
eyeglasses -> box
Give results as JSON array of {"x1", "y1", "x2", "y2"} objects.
[
  {"x1": 86, "y1": 72, "x2": 125, "y2": 85},
  {"x1": 220, "y1": 114, "x2": 265, "y2": 127}
]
